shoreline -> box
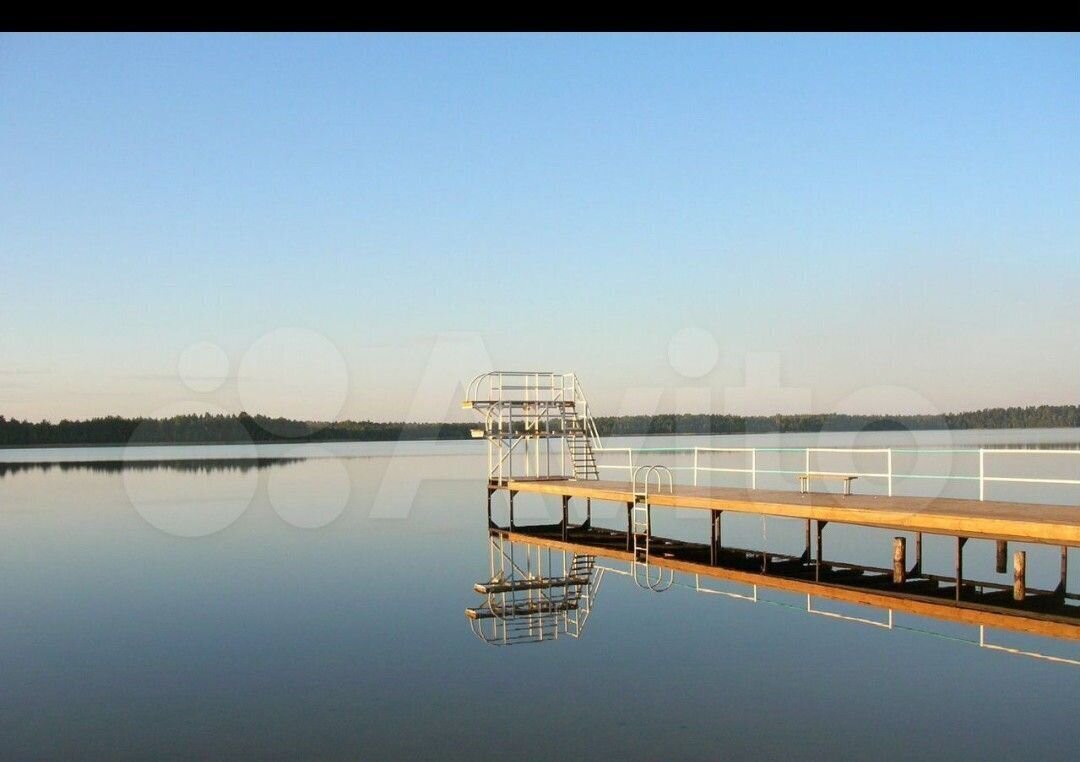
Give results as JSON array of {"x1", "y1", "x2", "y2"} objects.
[{"x1": 2, "y1": 426, "x2": 1079, "y2": 453}]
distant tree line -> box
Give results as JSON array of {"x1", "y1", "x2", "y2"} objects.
[
  {"x1": 593, "y1": 405, "x2": 1080, "y2": 436},
  {"x1": 0, "y1": 404, "x2": 1077, "y2": 448},
  {"x1": 0, "y1": 413, "x2": 474, "y2": 447}
]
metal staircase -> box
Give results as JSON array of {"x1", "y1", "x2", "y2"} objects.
[
  {"x1": 566, "y1": 419, "x2": 599, "y2": 479},
  {"x1": 463, "y1": 372, "x2": 602, "y2": 483}
]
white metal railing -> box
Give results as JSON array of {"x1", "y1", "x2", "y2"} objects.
[
  {"x1": 595, "y1": 446, "x2": 1080, "y2": 501},
  {"x1": 632, "y1": 463, "x2": 673, "y2": 500},
  {"x1": 463, "y1": 371, "x2": 604, "y2": 482}
]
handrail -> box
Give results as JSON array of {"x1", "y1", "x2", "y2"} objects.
[
  {"x1": 570, "y1": 375, "x2": 603, "y2": 452},
  {"x1": 632, "y1": 463, "x2": 673, "y2": 502},
  {"x1": 595, "y1": 445, "x2": 1080, "y2": 501},
  {"x1": 465, "y1": 370, "x2": 577, "y2": 403}
]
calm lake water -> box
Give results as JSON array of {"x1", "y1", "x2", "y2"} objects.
[{"x1": 2, "y1": 428, "x2": 1080, "y2": 760}]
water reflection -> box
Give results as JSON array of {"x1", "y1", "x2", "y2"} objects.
[
  {"x1": 466, "y1": 533, "x2": 602, "y2": 645},
  {"x1": 0, "y1": 457, "x2": 304, "y2": 478},
  {"x1": 471, "y1": 522, "x2": 1080, "y2": 666}
]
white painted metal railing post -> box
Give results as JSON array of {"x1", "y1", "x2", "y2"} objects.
[
  {"x1": 693, "y1": 448, "x2": 699, "y2": 487},
  {"x1": 887, "y1": 448, "x2": 893, "y2": 497},
  {"x1": 979, "y1": 449, "x2": 985, "y2": 501},
  {"x1": 751, "y1": 449, "x2": 757, "y2": 490}
]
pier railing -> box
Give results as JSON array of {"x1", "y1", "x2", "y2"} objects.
[{"x1": 595, "y1": 446, "x2": 1080, "y2": 501}]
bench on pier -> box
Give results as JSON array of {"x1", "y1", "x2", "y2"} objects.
[{"x1": 798, "y1": 473, "x2": 857, "y2": 495}]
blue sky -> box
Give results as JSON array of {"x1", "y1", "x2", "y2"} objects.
[{"x1": 1, "y1": 33, "x2": 1077, "y2": 422}]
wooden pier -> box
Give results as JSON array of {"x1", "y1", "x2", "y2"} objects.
[
  {"x1": 486, "y1": 478, "x2": 1080, "y2": 641},
  {"x1": 502, "y1": 478, "x2": 1080, "y2": 547}
]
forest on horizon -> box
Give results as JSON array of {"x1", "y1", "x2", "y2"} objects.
[{"x1": 0, "y1": 404, "x2": 1078, "y2": 447}]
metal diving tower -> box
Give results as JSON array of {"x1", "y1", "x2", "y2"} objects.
[{"x1": 462, "y1": 371, "x2": 602, "y2": 484}]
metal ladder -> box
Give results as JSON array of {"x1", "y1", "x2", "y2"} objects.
[{"x1": 631, "y1": 465, "x2": 674, "y2": 592}]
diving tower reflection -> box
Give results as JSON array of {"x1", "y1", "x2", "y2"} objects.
[{"x1": 465, "y1": 531, "x2": 603, "y2": 645}]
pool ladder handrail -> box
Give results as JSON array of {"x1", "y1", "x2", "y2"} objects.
[{"x1": 631, "y1": 465, "x2": 674, "y2": 592}]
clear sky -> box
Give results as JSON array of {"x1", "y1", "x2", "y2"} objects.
[{"x1": 1, "y1": 33, "x2": 1077, "y2": 423}]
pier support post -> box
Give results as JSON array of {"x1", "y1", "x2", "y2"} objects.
[
  {"x1": 586, "y1": 498, "x2": 591, "y2": 528},
  {"x1": 761, "y1": 517, "x2": 769, "y2": 573},
  {"x1": 893, "y1": 537, "x2": 906, "y2": 585},
  {"x1": 955, "y1": 536, "x2": 967, "y2": 601},
  {"x1": 487, "y1": 486, "x2": 494, "y2": 527},
  {"x1": 1059, "y1": 546, "x2": 1068, "y2": 598},
  {"x1": 996, "y1": 540, "x2": 1008, "y2": 574},
  {"x1": 802, "y1": 520, "x2": 811, "y2": 564},
  {"x1": 509, "y1": 490, "x2": 517, "y2": 531},
  {"x1": 626, "y1": 502, "x2": 633, "y2": 552},
  {"x1": 912, "y1": 532, "x2": 923, "y2": 577},
  {"x1": 1014, "y1": 550, "x2": 1027, "y2": 602},
  {"x1": 815, "y1": 521, "x2": 828, "y2": 581},
  {"x1": 561, "y1": 495, "x2": 569, "y2": 542},
  {"x1": 710, "y1": 510, "x2": 721, "y2": 566}
]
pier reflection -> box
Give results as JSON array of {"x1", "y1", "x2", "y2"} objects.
[{"x1": 466, "y1": 514, "x2": 1080, "y2": 665}]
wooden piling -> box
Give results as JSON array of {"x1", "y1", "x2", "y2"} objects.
[
  {"x1": 955, "y1": 536, "x2": 967, "y2": 601},
  {"x1": 561, "y1": 495, "x2": 569, "y2": 541},
  {"x1": 996, "y1": 540, "x2": 1007, "y2": 574},
  {"x1": 1061, "y1": 546, "x2": 1068, "y2": 597},
  {"x1": 893, "y1": 537, "x2": 906, "y2": 584},
  {"x1": 625, "y1": 502, "x2": 633, "y2": 552},
  {"x1": 710, "y1": 510, "x2": 721, "y2": 566},
  {"x1": 815, "y1": 521, "x2": 826, "y2": 581},
  {"x1": 1014, "y1": 550, "x2": 1026, "y2": 601}
]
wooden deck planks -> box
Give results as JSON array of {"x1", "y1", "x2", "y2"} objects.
[{"x1": 503, "y1": 478, "x2": 1080, "y2": 547}]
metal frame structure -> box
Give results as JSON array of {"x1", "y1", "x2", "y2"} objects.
[
  {"x1": 463, "y1": 371, "x2": 602, "y2": 484},
  {"x1": 465, "y1": 533, "x2": 604, "y2": 645}
]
